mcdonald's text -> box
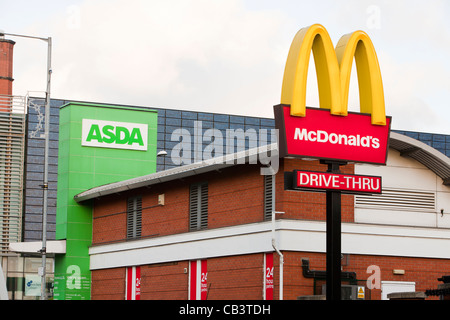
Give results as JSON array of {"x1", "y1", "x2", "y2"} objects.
[
  {"x1": 294, "y1": 128, "x2": 381, "y2": 149},
  {"x1": 275, "y1": 105, "x2": 391, "y2": 164},
  {"x1": 293, "y1": 170, "x2": 382, "y2": 194}
]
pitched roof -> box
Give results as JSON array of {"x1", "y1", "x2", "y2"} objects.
[{"x1": 74, "y1": 143, "x2": 278, "y2": 202}]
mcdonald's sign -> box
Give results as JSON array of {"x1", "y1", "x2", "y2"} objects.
[{"x1": 275, "y1": 24, "x2": 391, "y2": 165}]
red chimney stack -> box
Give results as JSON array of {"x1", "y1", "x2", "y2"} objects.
[
  {"x1": 0, "y1": 38, "x2": 15, "y2": 111},
  {"x1": 0, "y1": 38, "x2": 15, "y2": 95}
]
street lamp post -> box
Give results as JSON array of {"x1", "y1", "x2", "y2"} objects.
[{"x1": 0, "y1": 31, "x2": 52, "y2": 300}]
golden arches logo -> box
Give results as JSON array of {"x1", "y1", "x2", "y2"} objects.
[{"x1": 280, "y1": 24, "x2": 386, "y2": 126}]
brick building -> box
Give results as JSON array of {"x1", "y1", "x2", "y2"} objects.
[{"x1": 74, "y1": 136, "x2": 450, "y2": 300}]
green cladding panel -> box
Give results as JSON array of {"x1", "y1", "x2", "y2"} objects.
[{"x1": 54, "y1": 102, "x2": 157, "y2": 300}]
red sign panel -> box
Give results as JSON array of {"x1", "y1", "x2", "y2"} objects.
[
  {"x1": 274, "y1": 105, "x2": 391, "y2": 165},
  {"x1": 200, "y1": 260, "x2": 208, "y2": 300},
  {"x1": 265, "y1": 253, "x2": 274, "y2": 300},
  {"x1": 135, "y1": 266, "x2": 141, "y2": 300},
  {"x1": 189, "y1": 260, "x2": 207, "y2": 300},
  {"x1": 189, "y1": 260, "x2": 197, "y2": 300},
  {"x1": 126, "y1": 266, "x2": 141, "y2": 300},
  {"x1": 294, "y1": 170, "x2": 382, "y2": 194}
]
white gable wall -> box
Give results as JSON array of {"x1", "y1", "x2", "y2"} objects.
[{"x1": 355, "y1": 148, "x2": 450, "y2": 228}]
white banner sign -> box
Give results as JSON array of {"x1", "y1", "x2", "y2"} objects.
[{"x1": 82, "y1": 119, "x2": 148, "y2": 151}]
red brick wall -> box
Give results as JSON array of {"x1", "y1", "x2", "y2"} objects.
[
  {"x1": 140, "y1": 262, "x2": 190, "y2": 300},
  {"x1": 91, "y1": 267, "x2": 126, "y2": 300},
  {"x1": 343, "y1": 254, "x2": 447, "y2": 300},
  {"x1": 206, "y1": 254, "x2": 264, "y2": 300},
  {"x1": 91, "y1": 250, "x2": 449, "y2": 300},
  {"x1": 277, "y1": 251, "x2": 447, "y2": 300},
  {"x1": 140, "y1": 180, "x2": 190, "y2": 238},
  {"x1": 92, "y1": 178, "x2": 191, "y2": 244},
  {"x1": 91, "y1": 262, "x2": 189, "y2": 300},
  {"x1": 92, "y1": 195, "x2": 127, "y2": 244},
  {"x1": 92, "y1": 163, "x2": 269, "y2": 245},
  {"x1": 91, "y1": 255, "x2": 265, "y2": 300},
  {"x1": 92, "y1": 158, "x2": 354, "y2": 246},
  {"x1": 208, "y1": 165, "x2": 266, "y2": 228}
]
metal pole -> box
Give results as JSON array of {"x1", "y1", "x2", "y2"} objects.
[
  {"x1": 271, "y1": 210, "x2": 284, "y2": 300},
  {"x1": 0, "y1": 31, "x2": 52, "y2": 300},
  {"x1": 322, "y1": 160, "x2": 345, "y2": 301},
  {"x1": 40, "y1": 36, "x2": 52, "y2": 300}
]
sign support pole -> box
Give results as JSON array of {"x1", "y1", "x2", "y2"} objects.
[{"x1": 322, "y1": 160, "x2": 346, "y2": 300}]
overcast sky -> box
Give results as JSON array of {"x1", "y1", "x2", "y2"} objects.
[{"x1": 1, "y1": 0, "x2": 449, "y2": 134}]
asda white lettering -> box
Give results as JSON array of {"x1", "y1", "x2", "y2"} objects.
[
  {"x1": 294, "y1": 128, "x2": 380, "y2": 149},
  {"x1": 82, "y1": 119, "x2": 148, "y2": 151}
]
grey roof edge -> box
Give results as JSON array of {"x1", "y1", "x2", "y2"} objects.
[
  {"x1": 74, "y1": 132, "x2": 450, "y2": 203},
  {"x1": 389, "y1": 132, "x2": 450, "y2": 184},
  {"x1": 74, "y1": 143, "x2": 278, "y2": 203}
]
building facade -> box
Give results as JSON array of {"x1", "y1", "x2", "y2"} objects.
[
  {"x1": 20, "y1": 97, "x2": 450, "y2": 246},
  {"x1": 75, "y1": 139, "x2": 450, "y2": 300},
  {"x1": 0, "y1": 94, "x2": 449, "y2": 299}
]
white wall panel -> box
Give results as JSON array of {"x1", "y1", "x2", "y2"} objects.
[
  {"x1": 89, "y1": 220, "x2": 450, "y2": 270},
  {"x1": 355, "y1": 148, "x2": 450, "y2": 228}
]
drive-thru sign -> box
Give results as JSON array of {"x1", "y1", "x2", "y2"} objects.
[{"x1": 293, "y1": 170, "x2": 382, "y2": 194}]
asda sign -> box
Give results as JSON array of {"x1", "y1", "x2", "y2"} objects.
[{"x1": 81, "y1": 119, "x2": 148, "y2": 151}]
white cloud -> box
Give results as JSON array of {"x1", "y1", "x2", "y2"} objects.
[
  {"x1": 7, "y1": 0, "x2": 450, "y2": 133},
  {"x1": 372, "y1": 0, "x2": 450, "y2": 133},
  {"x1": 11, "y1": 0, "x2": 287, "y2": 117}
]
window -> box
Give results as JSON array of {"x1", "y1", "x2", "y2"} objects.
[
  {"x1": 264, "y1": 174, "x2": 275, "y2": 221},
  {"x1": 190, "y1": 182, "x2": 208, "y2": 231},
  {"x1": 5, "y1": 256, "x2": 54, "y2": 300},
  {"x1": 127, "y1": 196, "x2": 142, "y2": 239}
]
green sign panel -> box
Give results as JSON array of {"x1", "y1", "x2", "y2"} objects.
[{"x1": 54, "y1": 102, "x2": 157, "y2": 300}]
